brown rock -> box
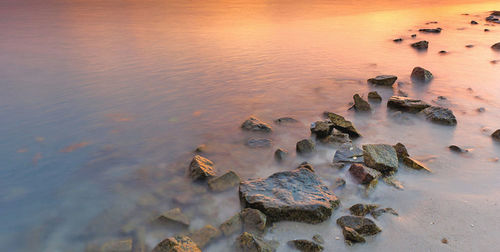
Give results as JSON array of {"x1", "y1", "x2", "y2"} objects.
[
  {"x1": 153, "y1": 236, "x2": 201, "y2": 252},
  {"x1": 187, "y1": 225, "x2": 221, "y2": 248},
  {"x1": 349, "y1": 164, "x2": 381, "y2": 184},
  {"x1": 219, "y1": 214, "x2": 242, "y2": 236},
  {"x1": 241, "y1": 208, "x2": 267, "y2": 234},
  {"x1": 189, "y1": 155, "x2": 216, "y2": 180},
  {"x1": 353, "y1": 94, "x2": 371, "y2": 111},
  {"x1": 208, "y1": 171, "x2": 241, "y2": 192}
]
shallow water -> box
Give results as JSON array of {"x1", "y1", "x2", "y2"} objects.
[{"x1": 1, "y1": 0, "x2": 500, "y2": 251}]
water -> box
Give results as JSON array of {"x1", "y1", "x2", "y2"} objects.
[{"x1": 1, "y1": 0, "x2": 499, "y2": 251}]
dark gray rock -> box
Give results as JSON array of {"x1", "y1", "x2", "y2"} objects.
[
  {"x1": 312, "y1": 235, "x2": 324, "y2": 244},
  {"x1": 296, "y1": 139, "x2": 315, "y2": 155},
  {"x1": 239, "y1": 168, "x2": 340, "y2": 224},
  {"x1": 411, "y1": 40, "x2": 429, "y2": 50},
  {"x1": 274, "y1": 117, "x2": 299, "y2": 124},
  {"x1": 242, "y1": 116, "x2": 272, "y2": 132},
  {"x1": 241, "y1": 208, "x2": 267, "y2": 234},
  {"x1": 411, "y1": 67, "x2": 433, "y2": 83},
  {"x1": 465, "y1": 44, "x2": 474, "y2": 48},
  {"x1": 153, "y1": 236, "x2": 201, "y2": 252},
  {"x1": 492, "y1": 42, "x2": 500, "y2": 50},
  {"x1": 235, "y1": 232, "x2": 276, "y2": 252},
  {"x1": 368, "y1": 91, "x2": 382, "y2": 102},
  {"x1": 349, "y1": 164, "x2": 381, "y2": 184},
  {"x1": 246, "y1": 138, "x2": 272, "y2": 148},
  {"x1": 371, "y1": 208, "x2": 399, "y2": 219},
  {"x1": 367, "y1": 75, "x2": 398, "y2": 86},
  {"x1": 343, "y1": 226, "x2": 366, "y2": 244},
  {"x1": 420, "y1": 106, "x2": 457, "y2": 126},
  {"x1": 492, "y1": 129, "x2": 500, "y2": 141},
  {"x1": 349, "y1": 204, "x2": 379, "y2": 217},
  {"x1": 419, "y1": 28, "x2": 442, "y2": 33},
  {"x1": 325, "y1": 112, "x2": 361, "y2": 138},
  {"x1": 190, "y1": 155, "x2": 216, "y2": 180},
  {"x1": 471, "y1": 20, "x2": 478, "y2": 24},
  {"x1": 157, "y1": 208, "x2": 190, "y2": 226},
  {"x1": 336, "y1": 216, "x2": 381, "y2": 236},
  {"x1": 208, "y1": 171, "x2": 241, "y2": 192},
  {"x1": 297, "y1": 162, "x2": 315, "y2": 173},
  {"x1": 387, "y1": 96, "x2": 431, "y2": 113},
  {"x1": 287, "y1": 240, "x2": 323, "y2": 252},
  {"x1": 274, "y1": 148, "x2": 288, "y2": 162},
  {"x1": 449, "y1": 145, "x2": 468, "y2": 153},
  {"x1": 393, "y1": 143, "x2": 409, "y2": 161},
  {"x1": 310, "y1": 121, "x2": 333, "y2": 138},
  {"x1": 362, "y1": 144, "x2": 399, "y2": 173},
  {"x1": 333, "y1": 143, "x2": 364, "y2": 163},
  {"x1": 320, "y1": 132, "x2": 351, "y2": 145},
  {"x1": 353, "y1": 94, "x2": 371, "y2": 111}
]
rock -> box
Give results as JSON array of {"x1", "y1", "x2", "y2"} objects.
[
  {"x1": 367, "y1": 75, "x2": 398, "y2": 86},
  {"x1": 297, "y1": 162, "x2": 315, "y2": 172},
  {"x1": 471, "y1": 20, "x2": 478, "y2": 24},
  {"x1": 325, "y1": 112, "x2": 361, "y2": 138},
  {"x1": 241, "y1": 208, "x2": 267, "y2": 234},
  {"x1": 242, "y1": 116, "x2": 272, "y2": 132},
  {"x1": 492, "y1": 42, "x2": 500, "y2": 50},
  {"x1": 477, "y1": 107, "x2": 485, "y2": 113},
  {"x1": 312, "y1": 235, "x2": 324, "y2": 244},
  {"x1": 208, "y1": 171, "x2": 241, "y2": 192},
  {"x1": 320, "y1": 132, "x2": 351, "y2": 145},
  {"x1": 246, "y1": 138, "x2": 272, "y2": 148},
  {"x1": 485, "y1": 28, "x2": 490, "y2": 32},
  {"x1": 353, "y1": 94, "x2": 371, "y2": 111},
  {"x1": 333, "y1": 143, "x2": 364, "y2": 163},
  {"x1": 368, "y1": 91, "x2": 382, "y2": 102},
  {"x1": 419, "y1": 28, "x2": 442, "y2": 33},
  {"x1": 296, "y1": 139, "x2": 315, "y2": 155},
  {"x1": 194, "y1": 144, "x2": 207, "y2": 153},
  {"x1": 349, "y1": 204, "x2": 379, "y2": 216},
  {"x1": 371, "y1": 208, "x2": 398, "y2": 219},
  {"x1": 441, "y1": 238, "x2": 448, "y2": 244},
  {"x1": 449, "y1": 145, "x2": 468, "y2": 153},
  {"x1": 342, "y1": 227, "x2": 366, "y2": 244},
  {"x1": 382, "y1": 176, "x2": 404, "y2": 190},
  {"x1": 287, "y1": 240, "x2": 323, "y2": 252},
  {"x1": 403, "y1": 157, "x2": 432, "y2": 172},
  {"x1": 336, "y1": 216, "x2": 381, "y2": 236},
  {"x1": 274, "y1": 117, "x2": 299, "y2": 124},
  {"x1": 397, "y1": 89, "x2": 408, "y2": 97},
  {"x1": 348, "y1": 164, "x2": 381, "y2": 184},
  {"x1": 393, "y1": 143, "x2": 409, "y2": 161},
  {"x1": 189, "y1": 155, "x2": 216, "y2": 180},
  {"x1": 492, "y1": 129, "x2": 500, "y2": 141},
  {"x1": 333, "y1": 178, "x2": 346, "y2": 189},
  {"x1": 387, "y1": 96, "x2": 431, "y2": 113},
  {"x1": 239, "y1": 168, "x2": 340, "y2": 224},
  {"x1": 220, "y1": 214, "x2": 243, "y2": 236},
  {"x1": 310, "y1": 121, "x2": 332, "y2": 138},
  {"x1": 411, "y1": 67, "x2": 433, "y2": 83},
  {"x1": 362, "y1": 144, "x2": 399, "y2": 173},
  {"x1": 157, "y1": 208, "x2": 190, "y2": 226},
  {"x1": 411, "y1": 34, "x2": 417, "y2": 37},
  {"x1": 492, "y1": 11, "x2": 500, "y2": 16},
  {"x1": 274, "y1": 148, "x2": 288, "y2": 162},
  {"x1": 411, "y1": 40, "x2": 429, "y2": 50},
  {"x1": 393, "y1": 38, "x2": 403, "y2": 42},
  {"x1": 420, "y1": 106, "x2": 457, "y2": 126},
  {"x1": 465, "y1": 44, "x2": 474, "y2": 48},
  {"x1": 188, "y1": 225, "x2": 221, "y2": 248},
  {"x1": 100, "y1": 239, "x2": 133, "y2": 252},
  {"x1": 152, "y1": 236, "x2": 201, "y2": 252},
  {"x1": 439, "y1": 50, "x2": 447, "y2": 54},
  {"x1": 235, "y1": 232, "x2": 276, "y2": 252}
]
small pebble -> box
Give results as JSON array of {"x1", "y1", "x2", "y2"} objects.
[{"x1": 441, "y1": 238, "x2": 448, "y2": 244}]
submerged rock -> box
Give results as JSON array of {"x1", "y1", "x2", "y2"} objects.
[
  {"x1": 393, "y1": 143, "x2": 409, "y2": 161},
  {"x1": 368, "y1": 91, "x2": 382, "y2": 102},
  {"x1": 312, "y1": 234, "x2": 324, "y2": 244},
  {"x1": 220, "y1": 214, "x2": 243, "y2": 236},
  {"x1": 274, "y1": 148, "x2": 288, "y2": 162},
  {"x1": 419, "y1": 28, "x2": 442, "y2": 33},
  {"x1": 342, "y1": 226, "x2": 366, "y2": 244},
  {"x1": 153, "y1": 236, "x2": 201, "y2": 252},
  {"x1": 157, "y1": 208, "x2": 190, "y2": 226},
  {"x1": 349, "y1": 204, "x2": 379, "y2": 217},
  {"x1": 367, "y1": 75, "x2": 398, "y2": 86},
  {"x1": 353, "y1": 94, "x2": 371, "y2": 111},
  {"x1": 246, "y1": 138, "x2": 272, "y2": 148},
  {"x1": 325, "y1": 112, "x2": 361, "y2": 138},
  {"x1": 492, "y1": 42, "x2": 500, "y2": 50},
  {"x1": 393, "y1": 38, "x2": 403, "y2": 42},
  {"x1": 242, "y1": 116, "x2": 272, "y2": 132},
  {"x1": 189, "y1": 155, "x2": 216, "y2": 180},
  {"x1": 371, "y1": 208, "x2": 399, "y2": 219},
  {"x1": 349, "y1": 164, "x2": 381, "y2": 184},
  {"x1": 287, "y1": 240, "x2": 324, "y2": 252},
  {"x1": 411, "y1": 67, "x2": 433, "y2": 83},
  {"x1": 235, "y1": 232, "x2": 277, "y2": 252},
  {"x1": 274, "y1": 117, "x2": 299, "y2": 124},
  {"x1": 310, "y1": 121, "x2": 333, "y2": 138},
  {"x1": 188, "y1": 225, "x2": 221, "y2": 248},
  {"x1": 296, "y1": 139, "x2": 315, "y2": 155},
  {"x1": 241, "y1": 208, "x2": 267, "y2": 234},
  {"x1": 239, "y1": 168, "x2": 340, "y2": 224},
  {"x1": 194, "y1": 144, "x2": 207, "y2": 153},
  {"x1": 387, "y1": 96, "x2": 431, "y2": 113},
  {"x1": 492, "y1": 129, "x2": 500, "y2": 141},
  {"x1": 420, "y1": 106, "x2": 457, "y2": 126},
  {"x1": 320, "y1": 132, "x2": 351, "y2": 145},
  {"x1": 411, "y1": 40, "x2": 429, "y2": 50},
  {"x1": 449, "y1": 145, "x2": 468, "y2": 153},
  {"x1": 403, "y1": 157, "x2": 432, "y2": 172},
  {"x1": 208, "y1": 171, "x2": 241, "y2": 192},
  {"x1": 470, "y1": 20, "x2": 478, "y2": 24},
  {"x1": 336, "y1": 216, "x2": 381, "y2": 236},
  {"x1": 100, "y1": 239, "x2": 133, "y2": 252},
  {"x1": 362, "y1": 144, "x2": 399, "y2": 173},
  {"x1": 333, "y1": 143, "x2": 364, "y2": 163}
]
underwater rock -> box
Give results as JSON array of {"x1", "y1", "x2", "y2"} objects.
[
  {"x1": 242, "y1": 116, "x2": 272, "y2": 132},
  {"x1": 420, "y1": 106, "x2": 457, "y2": 126},
  {"x1": 387, "y1": 96, "x2": 431, "y2": 113},
  {"x1": 367, "y1": 75, "x2": 398, "y2": 86},
  {"x1": 411, "y1": 67, "x2": 433, "y2": 83}
]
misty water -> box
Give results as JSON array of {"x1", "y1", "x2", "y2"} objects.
[{"x1": 1, "y1": 0, "x2": 500, "y2": 251}]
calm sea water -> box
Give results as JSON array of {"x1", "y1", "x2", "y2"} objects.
[{"x1": 1, "y1": 0, "x2": 499, "y2": 251}]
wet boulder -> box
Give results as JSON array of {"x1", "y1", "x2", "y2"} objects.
[
  {"x1": 336, "y1": 216, "x2": 381, "y2": 235},
  {"x1": 368, "y1": 91, "x2": 382, "y2": 102},
  {"x1": 362, "y1": 144, "x2": 398, "y2": 173},
  {"x1": 333, "y1": 143, "x2": 364, "y2": 163},
  {"x1": 310, "y1": 121, "x2": 333, "y2": 138},
  {"x1": 153, "y1": 236, "x2": 201, "y2": 252},
  {"x1": 239, "y1": 168, "x2": 340, "y2": 224},
  {"x1": 411, "y1": 67, "x2": 433, "y2": 83},
  {"x1": 242, "y1": 116, "x2": 272, "y2": 132},
  {"x1": 287, "y1": 240, "x2": 324, "y2": 252},
  {"x1": 220, "y1": 214, "x2": 243, "y2": 236},
  {"x1": 387, "y1": 96, "x2": 431, "y2": 113},
  {"x1": 367, "y1": 75, "x2": 398, "y2": 86},
  {"x1": 157, "y1": 208, "x2": 190, "y2": 226},
  {"x1": 420, "y1": 106, "x2": 457, "y2": 126},
  {"x1": 349, "y1": 203, "x2": 379, "y2": 217},
  {"x1": 208, "y1": 171, "x2": 241, "y2": 192},
  {"x1": 492, "y1": 129, "x2": 500, "y2": 141},
  {"x1": 246, "y1": 138, "x2": 272, "y2": 148},
  {"x1": 296, "y1": 139, "x2": 315, "y2": 155},
  {"x1": 274, "y1": 148, "x2": 288, "y2": 162},
  {"x1": 241, "y1": 208, "x2": 267, "y2": 234},
  {"x1": 353, "y1": 94, "x2": 371, "y2": 111},
  {"x1": 188, "y1": 225, "x2": 221, "y2": 248},
  {"x1": 348, "y1": 164, "x2": 381, "y2": 184},
  {"x1": 189, "y1": 155, "x2": 216, "y2": 180},
  {"x1": 411, "y1": 40, "x2": 429, "y2": 50},
  {"x1": 235, "y1": 232, "x2": 277, "y2": 252},
  {"x1": 325, "y1": 112, "x2": 361, "y2": 138},
  {"x1": 492, "y1": 42, "x2": 500, "y2": 50}
]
